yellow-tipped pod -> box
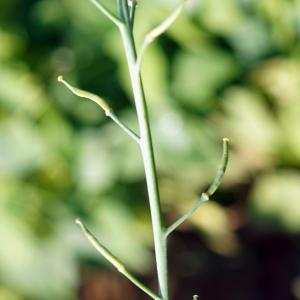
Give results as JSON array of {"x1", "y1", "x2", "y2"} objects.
[{"x1": 57, "y1": 76, "x2": 111, "y2": 115}]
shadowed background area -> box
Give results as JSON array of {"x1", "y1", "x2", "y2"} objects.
[{"x1": 1, "y1": 0, "x2": 300, "y2": 299}]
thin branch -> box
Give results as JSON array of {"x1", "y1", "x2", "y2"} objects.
[
  {"x1": 57, "y1": 76, "x2": 140, "y2": 143},
  {"x1": 76, "y1": 219, "x2": 162, "y2": 300},
  {"x1": 87, "y1": 0, "x2": 123, "y2": 27},
  {"x1": 107, "y1": 111, "x2": 140, "y2": 143},
  {"x1": 165, "y1": 193, "x2": 209, "y2": 238},
  {"x1": 136, "y1": 0, "x2": 185, "y2": 73},
  {"x1": 165, "y1": 138, "x2": 230, "y2": 238}
]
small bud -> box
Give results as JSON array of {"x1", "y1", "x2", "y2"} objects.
[
  {"x1": 144, "y1": 0, "x2": 185, "y2": 45},
  {"x1": 57, "y1": 75, "x2": 64, "y2": 82},
  {"x1": 75, "y1": 218, "x2": 81, "y2": 225}
]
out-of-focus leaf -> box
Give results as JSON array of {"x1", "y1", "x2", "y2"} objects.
[
  {"x1": 0, "y1": 204, "x2": 77, "y2": 300},
  {"x1": 250, "y1": 171, "x2": 300, "y2": 232},
  {"x1": 106, "y1": 110, "x2": 143, "y2": 181},
  {"x1": 154, "y1": 109, "x2": 220, "y2": 185},
  {"x1": 39, "y1": 109, "x2": 75, "y2": 154},
  {"x1": 181, "y1": 200, "x2": 240, "y2": 256},
  {"x1": 218, "y1": 87, "x2": 279, "y2": 182},
  {"x1": 0, "y1": 287, "x2": 22, "y2": 300},
  {"x1": 31, "y1": 0, "x2": 66, "y2": 27},
  {"x1": 91, "y1": 200, "x2": 153, "y2": 273},
  {"x1": 228, "y1": 18, "x2": 271, "y2": 62},
  {"x1": 253, "y1": 58, "x2": 300, "y2": 106},
  {"x1": 0, "y1": 30, "x2": 24, "y2": 61},
  {"x1": 172, "y1": 47, "x2": 238, "y2": 110},
  {"x1": 0, "y1": 67, "x2": 48, "y2": 117},
  {"x1": 257, "y1": 0, "x2": 298, "y2": 48},
  {"x1": 167, "y1": 11, "x2": 208, "y2": 52},
  {"x1": 140, "y1": 44, "x2": 169, "y2": 113},
  {"x1": 76, "y1": 129, "x2": 119, "y2": 193},
  {"x1": 197, "y1": 0, "x2": 243, "y2": 35},
  {"x1": 0, "y1": 118, "x2": 47, "y2": 176}
]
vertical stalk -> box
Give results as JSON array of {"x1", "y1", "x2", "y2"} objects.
[{"x1": 117, "y1": 3, "x2": 169, "y2": 299}]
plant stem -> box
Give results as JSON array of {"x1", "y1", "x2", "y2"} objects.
[
  {"x1": 117, "y1": 3, "x2": 169, "y2": 299},
  {"x1": 87, "y1": 0, "x2": 122, "y2": 27},
  {"x1": 70, "y1": 1, "x2": 229, "y2": 299},
  {"x1": 165, "y1": 193, "x2": 209, "y2": 238},
  {"x1": 107, "y1": 110, "x2": 140, "y2": 143}
]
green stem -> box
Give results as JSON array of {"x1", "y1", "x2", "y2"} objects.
[
  {"x1": 87, "y1": 0, "x2": 123, "y2": 27},
  {"x1": 165, "y1": 193, "x2": 209, "y2": 238},
  {"x1": 73, "y1": 1, "x2": 228, "y2": 299},
  {"x1": 117, "y1": 3, "x2": 169, "y2": 299},
  {"x1": 107, "y1": 110, "x2": 140, "y2": 143}
]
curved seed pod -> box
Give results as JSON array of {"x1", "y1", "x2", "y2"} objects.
[
  {"x1": 145, "y1": 0, "x2": 185, "y2": 44},
  {"x1": 58, "y1": 76, "x2": 140, "y2": 143},
  {"x1": 76, "y1": 219, "x2": 161, "y2": 300},
  {"x1": 57, "y1": 76, "x2": 111, "y2": 115},
  {"x1": 136, "y1": 0, "x2": 186, "y2": 72},
  {"x1": 165, "y1": 138, "x2": 230, "y2": 237},
  {"x1": 206, "y1": 137, "x2": 230, "y2": 196}
]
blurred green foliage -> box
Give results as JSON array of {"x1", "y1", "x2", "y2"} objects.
[{"x1": 1, "y1": 0, "x2": 300, "y2": 299}]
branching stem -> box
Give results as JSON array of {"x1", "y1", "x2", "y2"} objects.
[
  {"x1": 118, "y1": 21, "x2": 169, "y2": 300},
  {"x1": 165, "y1": 193, "x2": 209, "y2": 238},
  {"x1": 107, "y1": 110, "x2": 140, "y2": 143},
  {"x1": 72, "y1": 1, "x2": 229, "y2": 300}
]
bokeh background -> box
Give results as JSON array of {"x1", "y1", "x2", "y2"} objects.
[{"x1": 1, "y1": 0, "x2": 300, "y2": 299}]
